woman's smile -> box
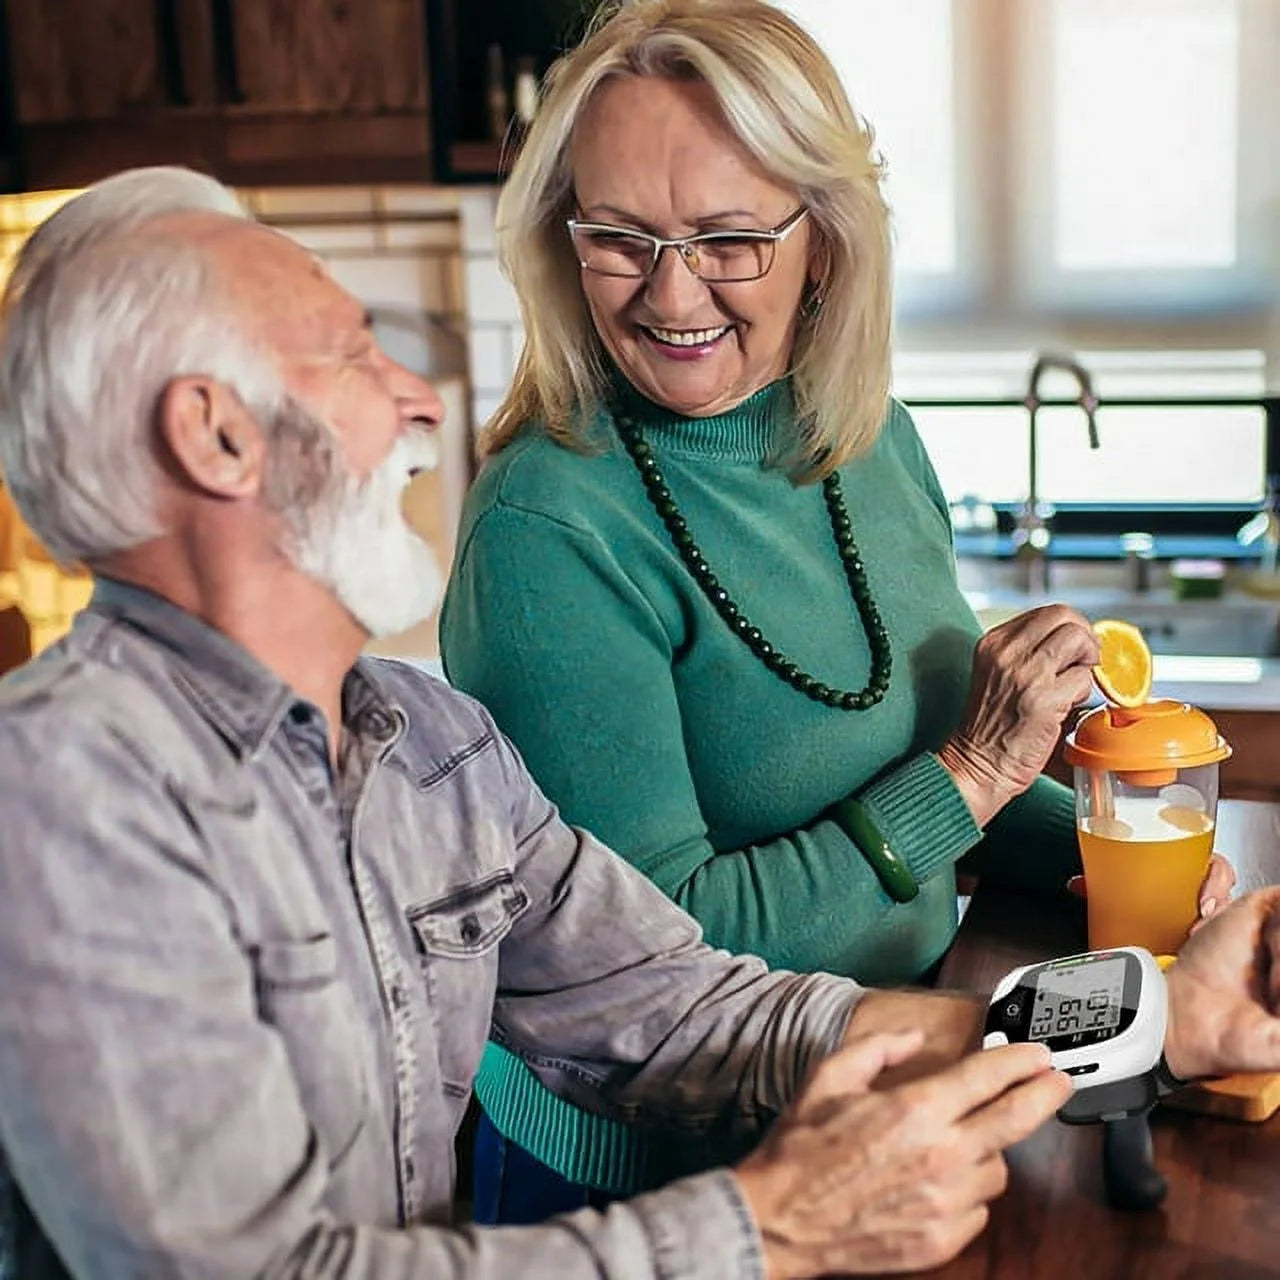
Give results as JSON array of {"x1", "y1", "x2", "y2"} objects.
[{"x1": 638, "y1": 322, "x2": 734, "y2": 360}]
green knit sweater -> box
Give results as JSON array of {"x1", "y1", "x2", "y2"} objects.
[{"x1": 440, "y1": 378, "x2": 1080, "y2": 1193}]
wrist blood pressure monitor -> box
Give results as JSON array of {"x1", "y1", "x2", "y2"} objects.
[{"x1": 984, "y1": 947, "x2": 1181, "y2": 1122}]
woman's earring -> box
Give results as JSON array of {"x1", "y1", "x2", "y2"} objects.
[{"x1": 801, "y1": 287, "x2": 825, "y2": 322}]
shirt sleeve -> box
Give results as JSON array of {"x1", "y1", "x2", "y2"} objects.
[
  {"x1": 465, "y1": 716, "x2": 863, "y2": 1134},
  {"x1": 0, "y1": 712, "x2": 841, "y2": 1279}
]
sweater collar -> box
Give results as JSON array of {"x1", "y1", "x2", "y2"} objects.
[{"x1": 610, "y1": 372, "x2": 793, "y2": 464}]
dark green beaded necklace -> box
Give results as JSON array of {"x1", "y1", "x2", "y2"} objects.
[{"x1": 615, "y1": 411, "x2": 891, "y2": 710}]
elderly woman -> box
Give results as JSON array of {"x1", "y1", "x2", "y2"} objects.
[{"x1": 440, "y1": 0, "x2": 1229, "y2": 1224}]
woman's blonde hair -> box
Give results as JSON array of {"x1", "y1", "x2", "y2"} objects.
[{"x1": 484, "y1": 0, "x2": 893, "y2": 480}]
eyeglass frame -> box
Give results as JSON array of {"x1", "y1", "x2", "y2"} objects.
[{"x1": 565, "y1": 205, "x2": 810, "y2": 283}]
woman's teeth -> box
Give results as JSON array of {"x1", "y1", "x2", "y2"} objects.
[{"x1": 645, "y1": 325, "x2": 731, "y2": 346}]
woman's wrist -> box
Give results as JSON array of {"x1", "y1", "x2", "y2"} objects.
[
  {"x1": 935, "y1": 738, "x2": 1015, "y2": 829},
  {"x1": 827, "y1": 797, "x2": 919, "y2": 903}
]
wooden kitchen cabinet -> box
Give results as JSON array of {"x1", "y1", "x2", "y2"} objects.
[
  {"x1": 0, "y1": 2, "x2": 17, "y2": 190},
  {"x1": 5, "y1": 0, "x2": 168, "y2": 124},
  {"x1": 230, "y1": 0, "x2": 427, "y2": 114},
  {"x1": 1, "y1": 0, "x2": 432, "y2": 190},
  {"x1": 220, "y1": 0, "x2": 431, "y2": 184},
  {"x1": 425, "y1": 0, "x2": 590, "y2": 181}
]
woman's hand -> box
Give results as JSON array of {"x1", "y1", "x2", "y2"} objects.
[
  {"x1": 1067, "y1": 852, "x2": 1237, "y2": 927},
  {"x1": 1190, "y1": 853, "x2": 1237, "y2": 925},
  {"x1": 938, "y1": 605, "x2": 1099, "y2": 827}
]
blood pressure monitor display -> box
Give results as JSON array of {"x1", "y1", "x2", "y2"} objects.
[
  {"x1": 1028, "y1": 955, "x2": 1126, "y2": 1042},
  {"x1": 985, "y1": 947, "x2": 1167, "y2": 1102},
  {"x1": 984, "y1": 948, "x2": 1146, "y2": 1055}
]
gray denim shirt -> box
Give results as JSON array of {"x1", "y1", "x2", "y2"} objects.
[{"x1": 0, "y1": 580, "x2": 863, "y2": 1279}]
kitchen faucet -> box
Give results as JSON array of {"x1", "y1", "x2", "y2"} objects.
[{"x1": 1013, "y1": 352, "x2": 1102, "y2": 593}]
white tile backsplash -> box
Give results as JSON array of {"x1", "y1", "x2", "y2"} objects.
[
  {"x1": 378, "y1": 186, "x2": 462, "y2": 217},
  {"x1": 456, "y1": 187, "x2": 524, "y2": 424},
  {"x1": 252, "y1": 186, "x2": 378, "y2": 218},
  {"x1": 445, "y1": 254, "x2": 467, "y2": 317},
  {"x1": 467, "y1": 327, "x2": 511, "y2": 392},
  {"x1": 327, "y1": 254, "x2": 452, "y2": 313},
  {"x1": 472, "y1": 392, "x2": 506, "y2": 432},
  {"x1": 459, "y1": 190, "x2": 501, "y2": 254},
  {"x1": 276, "y1": 222, "x2": 381, "y2": 254},
  {"x1": 463, "y1": 255, "x2": 520, "y2": 323},
  {"x1": 380, "y1": 220, "x2": 464, "y2": 251}
]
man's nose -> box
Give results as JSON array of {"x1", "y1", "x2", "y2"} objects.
[{"x1": 390, "y1": 361, "x2": 445, "y2": 431}]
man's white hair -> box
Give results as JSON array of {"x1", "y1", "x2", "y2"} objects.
[{"x1": 0, "y1": 166, "x2": 282, "y2": 565}]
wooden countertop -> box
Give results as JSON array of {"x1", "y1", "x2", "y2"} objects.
[{"x1": 931, "y1": 799, "x2": 1280, "y2": 1279}]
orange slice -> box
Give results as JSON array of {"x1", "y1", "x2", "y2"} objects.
[{"x1": 1092, "y1": 618, "x2": 1153, "y2": 708}]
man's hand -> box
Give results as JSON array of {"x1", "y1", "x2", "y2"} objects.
[
  {"x1": 835, "y1": 987, "x2": 988, "y2": 1087},
  {"x1": 1163, "y1": 885, "x2": 1280, "y2": 1082},
  {"x1": 732, "y1": 1033, "x2": 1071, "y2": 1279}
]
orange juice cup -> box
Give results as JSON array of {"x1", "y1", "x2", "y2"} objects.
[{"x1": 1065, "y1": 701, "x2": 1230, "y2": 955}]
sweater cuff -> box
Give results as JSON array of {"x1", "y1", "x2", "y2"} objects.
[{"x1": 858, "y1": 753, "x2": 983, "y2": 884}]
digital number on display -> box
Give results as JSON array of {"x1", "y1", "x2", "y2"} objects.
[{"x1": 1028, "y1": 955, "x2": 1126, "y2": 1041}]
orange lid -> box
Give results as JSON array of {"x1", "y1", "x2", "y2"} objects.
[{"x1": 1064, "y1": 699, "x2": 1232, "y2": 774}]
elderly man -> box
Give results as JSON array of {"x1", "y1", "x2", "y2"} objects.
[{"x1": 0, "y1": 168, "x2": 1277, "y2": 1280}]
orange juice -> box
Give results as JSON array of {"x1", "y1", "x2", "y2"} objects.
[{"x1": 1078, "y1": 799, "x2": 1213, "y2": 954}]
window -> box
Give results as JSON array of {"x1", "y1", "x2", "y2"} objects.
[
  {"x1": 1017, "y1": 0, "x2": 1278, "y2": 313},
  {"x1": 778, "y1": 0, "x2": 956, "y2": 278},
  {"x1": 1047, "y1": 0, "x2": 1239, "y2": 273},
  {"x1": 778, "y1": 0, "x2": 1280, "y2": 317},
  {"x1": 779, "y1": 0, "x2": 1280, "y2": 535},
  {"x1": 778, "y1": 0, "x2": 1280, "y2": 328},
  {"x1": 897, "y1": 350, "x2": 1269, "y2": 503},
  {"x1": 911, "y1": 399, "x2": 1268, "y2": 507}
]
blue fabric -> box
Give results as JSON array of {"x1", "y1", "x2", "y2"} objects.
[{"x1": 472, "y1": 1112, "x2": 617, "y2": 1225}]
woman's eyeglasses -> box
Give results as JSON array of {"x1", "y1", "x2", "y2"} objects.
[{"x1": 566, "y1": 206, "x2": 808, "y2": 283}]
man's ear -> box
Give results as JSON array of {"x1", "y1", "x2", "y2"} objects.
[{"x1": 157, "y1": 377, "x2": 266, "y2": 499}]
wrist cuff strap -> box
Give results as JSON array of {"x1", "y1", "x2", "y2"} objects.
[
  {"x1": 1153, "y1": 1052, "x2": 1192, "y2": 1098},
  {"x1": 830, "y1": 798, "x2": 920, "y2": 903},
  {"x1": 1058, "y1": 1053, "x2": 1192, "y2": 1125}
]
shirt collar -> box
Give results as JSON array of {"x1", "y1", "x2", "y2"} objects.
[{"x1": 88, "y1": 577, "x2": 400, "y2": 758}]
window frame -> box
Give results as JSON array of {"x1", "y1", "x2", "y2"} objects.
[{"x1": 900, "y1": 392, "x2": 1280, "y2": 552}]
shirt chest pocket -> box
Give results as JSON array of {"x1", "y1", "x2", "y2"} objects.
[
  {"x1": 407, "y1": 872, "x2": 529, "y2": 1096},
  {"x1": 253, "y1": 934, "x2": 370, "y2": 1168}
]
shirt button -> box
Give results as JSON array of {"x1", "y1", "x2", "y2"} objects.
[
  {"x1": 289, "y1": 703, "x2": 313, "y2": 726},
  {"x1": 459, "y1": 913, "x2": 482, "y2": 945},
  {"x1": 391, "y1": 984, "x2": 408, "y2": 1010},
  {"x1": 404, "y1": 1157, "x2": 416, "y2": 1182}
]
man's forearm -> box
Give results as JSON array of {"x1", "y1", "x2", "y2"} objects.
[{"x1": 839, "y1": 988, "x2": 986, "y2": 1087}]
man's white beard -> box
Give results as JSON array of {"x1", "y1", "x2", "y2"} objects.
[{"x1": 288, "y1": 429, "x2": 444, "y2": 639}]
